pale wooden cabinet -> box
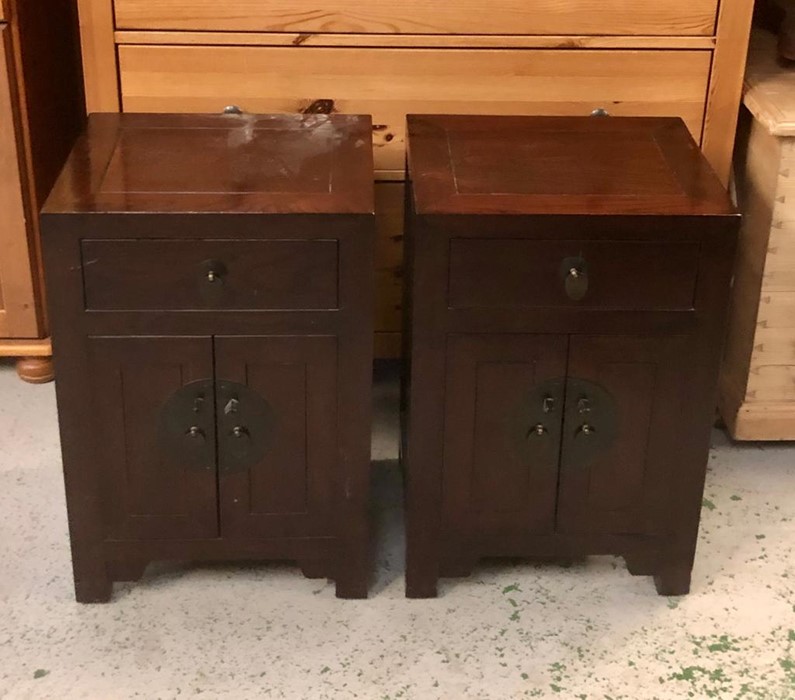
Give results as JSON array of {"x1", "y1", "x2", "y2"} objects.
[
  {"x1": 720, "y1": 30, "x2": 795, "y2": 440},
  {"x1": 77, "y1": 0, "x2": 754, "y2": 357},
  {"x1": 0, "y1": 0, "x2": 84, "y2": 381}
]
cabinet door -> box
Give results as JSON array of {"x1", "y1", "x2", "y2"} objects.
[
  {"x1": 557, "y1": 335, "x2": 691, "y2": 536},
  {"x1": 215, "y1": 336, "x2": 337, "y2": 539},
  {"x1": 87, "y1": 336, "x2": 218, "y2": 540},
  {"x1": 443, "y1": 335, "x2": 568, "y2": 539}
]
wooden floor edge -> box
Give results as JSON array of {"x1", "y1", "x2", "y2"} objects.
[
  {"x1": 0, "y1": 337, "x2": 52, "y2": 357},
  {"x1": 720, "y1": 398, "x2": 795, "y2": 441}
]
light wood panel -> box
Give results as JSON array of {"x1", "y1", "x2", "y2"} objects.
[
  {"x1": 720, "y1": 116, "x2": 777, "y2": 409},
  {"x1": 744, "y1": 30, "x2": 795, "y2": 138},
  {"x1": 119, "y1": 45, "x2": 712, "y2": 178},
  {"x1": 722, "y1": 401, "x2": 795, "y2": 441},
  {"x1": 76, "y1": 0, "x2": 118, "y2": 112},
  {"x1": 114, "y1": 31, "x2": 717, "y2": 50},
  {"x1": 718, "y1": 37, "x2": 795, "y2": 438},
  {"x1": 0, "y1": 25, "x2": 38, "y2": 338},
  {"x1": 746, "y1": 366, "x2": 795, "y2": 403},
  {"x1": 701, "y1": 0, "x2": 754, "y2": 186},
  {"x1": 0, "y1": 337, "x2": 51, "y2": 356},
  {"x1": 374, "y1": 182, "x2": 404, "y2": 338},
  {"x1": 113, "y1": 0, "x2": 719, "y2": 36}
]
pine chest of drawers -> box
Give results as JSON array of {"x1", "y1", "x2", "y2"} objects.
[
  {"x1": 75, "y1": 0, "x2": 754, "y2": 358},
  {"x1": 41, "y1": 113, "x2": 375, "y2": 602},
  {"x1": 402, "y1": 115, "x2": 738, "y2": 598}
]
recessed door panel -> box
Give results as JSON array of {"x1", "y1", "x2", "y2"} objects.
[
  {"x1": 215, "y1": 336, "x2": 337, "y2": 539},
  {"x1": 443, "y1": 334, "x2": 568, "y2": 538},
  {"x1": 557, "y1": 335, "x2": 692, "y2": 535},
  {"x1": 87, "y1": 336, "x2": 217, "y2": 540}
]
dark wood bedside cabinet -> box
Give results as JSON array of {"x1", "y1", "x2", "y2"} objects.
[
  {"x1": 402, "y1": 115, "x2": 739, "y2": 598},
  {"x1": 40, "y1": 113, "x2": 375, "y2": 602}
]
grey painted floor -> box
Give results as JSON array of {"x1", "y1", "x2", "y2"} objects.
[{"x1": 0, "y1": 360, "x2": 793, "y2": 699}]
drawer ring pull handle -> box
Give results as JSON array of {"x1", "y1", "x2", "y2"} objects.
[
  {"x1": 560, "y1": 256, "x2": 589, "y2": 301},
  {"x1": 201, "y1": 259, "x2": 227, "y2": 287}
]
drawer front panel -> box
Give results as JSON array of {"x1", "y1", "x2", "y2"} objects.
[
  {"x1": 448, "y1": 239, "x2": 700, "y2": 311},
  {"x1": 114, "y1": 0, "x2": 718, "y2": 36},
  {"x1": 119, "y1": 46, "x2": 712, "y2": 178},
  {"x1": 82, "y1": 239, "x2": 339, "y2": 311}
]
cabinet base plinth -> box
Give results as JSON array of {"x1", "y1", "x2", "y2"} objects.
[{"x1": 404, "y1": 550, "x2": 694, "y2": 598}]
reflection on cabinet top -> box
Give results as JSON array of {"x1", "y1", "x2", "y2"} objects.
[
  {"x1": 112, "y1": 0, "x2": 719, "y2": 36},
  {"x1": 43, "y1": 112, "x2": 374, "y2": 215},
  {"x1": 407, "y1": 115, "x2": 736, "y2": 217}
]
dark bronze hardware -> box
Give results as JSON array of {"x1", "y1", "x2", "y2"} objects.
[
  {"x1": 200, "y1": 260, "x2": 228, "y2": 304},
  {"x1": 590, "y1": 108, "x2": 610, "y2": 117},
  {"x1": 528, "y1": 423, "x2": 548, "y2": 438},
  {"x1": 561, "y1": 256, "x2": 589, "y2": 301},
  {"x1": 303, "y1": 99, "x2": 336, "y2": 115},
  {"x1": 223, "y1": 105, "x2": 243, "y2": 115},
  {"x1": 509, "y1": 378, "x2": 564, "y2": 459},
  {"x1": 158, "y1": 379, "x2": 274, "y2": 473},
  {"x1": 562, "y1": 378, "x2": 616, "y2": 467},
  {"x1": 217, "y1": 380, "x2": 275, "y2": 474},
  {"x1": 157, "y1": 380, "x2": 215, "y2": 471},
  {"x1": 202, "y1": 259, "x2": 227, "y2": 284},
  {"x1": 186, "y1": 425, "x2": 205, "y2": 440}
]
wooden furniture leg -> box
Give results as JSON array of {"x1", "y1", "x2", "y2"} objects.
[
  {"x1": 15, "y1": 356, "x2": 54, "y2": 383},
  {"x1": 72, "y1": 554, "x2": 113, "y2": 603},
  {"x1": 654, "y1": 563, "x2": 693, "y2": 597}
]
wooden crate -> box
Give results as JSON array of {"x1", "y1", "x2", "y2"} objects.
[{"x1": 720, "y1": 29, "x2": 795, "y2": 440}]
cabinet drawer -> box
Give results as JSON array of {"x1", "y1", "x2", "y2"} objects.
[
  {"x1": 448, "y1": 239, "x2": 700, "y2": 311},
  {"x1": 113, "y1": 0, "x2": 718, "y2": 36},
  {"x1": 81, "y1": 239, "x2": 339, "y2": 311},
  {"x1": 119, "y1": 46, "x2": 712, "y2": 179}
]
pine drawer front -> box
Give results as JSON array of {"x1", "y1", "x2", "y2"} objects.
[
  {"x1": 81, "y1": 239, "x2": 340, "y2": 311},
  {"x1": 119, "y1": 46, "x2": 712, "y2": 179},
  {"x1": 113, "y1": 0, "x2": 718, "y2": 36}
]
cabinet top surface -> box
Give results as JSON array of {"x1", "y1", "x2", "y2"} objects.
[
  {"x1": 407, "y1": 115, "x2": 734, "y2": 217},
  {"x1": 43, "y1": 113, "x2": 375, "y2": 215}
]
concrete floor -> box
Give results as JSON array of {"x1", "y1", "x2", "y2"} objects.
[{"x1": 0, "y1": 360, "x2": 793, "y2": 699}]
